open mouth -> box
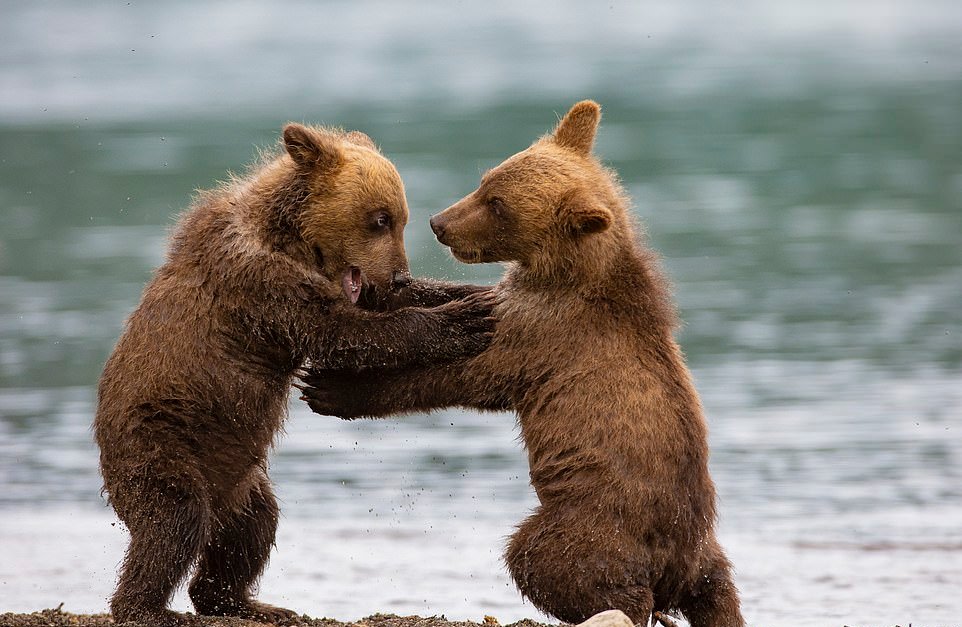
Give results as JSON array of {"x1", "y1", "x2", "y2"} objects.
[{"x1": 341, "y1": 266, "x2": 364, "y2": 304}]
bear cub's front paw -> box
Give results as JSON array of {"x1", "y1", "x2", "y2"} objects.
[
  {"x1": 298, "y1": 369, "x2": 367, "y2": 419},
  {"x1": 433, "y1": 289, "x2": 499, "y2": 359}
]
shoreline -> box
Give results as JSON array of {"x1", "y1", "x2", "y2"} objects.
[{"x1": 0, "y1": 607, "x2": 555, "y2": 627}]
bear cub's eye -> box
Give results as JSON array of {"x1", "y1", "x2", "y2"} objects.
[
  {"x1": 374, "y1": 211, "x2": 392, "y2": 230},
  {"x1": 488, "y1": 197, "x2": 506, "y2": 216}
]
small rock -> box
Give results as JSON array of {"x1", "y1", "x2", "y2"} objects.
[{"x1": 575, "y1": 610, "x2": 634, "y2": 627}]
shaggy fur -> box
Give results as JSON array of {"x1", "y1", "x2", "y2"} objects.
[
  {"x1": 301, "y1": 102, "x2": 744, "y2": 627},
  {"x1": 94, "y1": 124, "x2": 493, "y2": 626}
]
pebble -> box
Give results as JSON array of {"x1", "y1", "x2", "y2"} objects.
[{"x1": 574, "y1": 610, "x2": 634, "y2": 627}]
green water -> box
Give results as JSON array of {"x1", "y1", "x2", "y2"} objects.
[{"x1": 3, "y1": 89, "x2": 960, "y2": 394}]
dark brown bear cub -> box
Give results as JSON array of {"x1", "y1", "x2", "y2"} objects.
[
  {"x1": 95, "y1": 124, "x2": 494, "y2": 626},
  {"x1": 302, "y1": 102, "x2": 745, "y2": 627}
]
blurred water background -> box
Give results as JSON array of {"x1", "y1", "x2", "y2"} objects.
[{"x1": 1, "y1": 1, "x2": 961, "y2": 625}]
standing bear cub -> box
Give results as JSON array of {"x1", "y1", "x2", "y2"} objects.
[
  {"x1": 302, "y1": 102, "x2": 744, "y2": 627},
  {"x1": 95, "y1": 123, "x2": 494, "y2": 626}
]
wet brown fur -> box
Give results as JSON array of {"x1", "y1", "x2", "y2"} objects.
[
  {"x1": 94, "y1": 124, "x2": 493, "y2": 626},
  {"x1": 302, "y1": 102, "x2": 744, "y2": 627}
]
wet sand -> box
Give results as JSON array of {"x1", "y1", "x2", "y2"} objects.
[{"x1": 0, "y1": 607, "x2": 552, "y2": 627}]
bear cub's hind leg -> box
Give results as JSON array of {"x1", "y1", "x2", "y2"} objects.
[
  {"x1": 676, "y1": 541, "x2": 744, "y2": 627},
  {"x1": 110, "y1": 473, "x2": 211, "y2": 627},
  {"x1": 188, "y1": 470, "x2": 296, "y2": 622},
  {"x1": 505, "y1": 509, "x2": 655, "y2": 625}
]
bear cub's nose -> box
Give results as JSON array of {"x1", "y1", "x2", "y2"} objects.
[{"x1": 429, "y1": 215, "x2": 446, "y2": 241}]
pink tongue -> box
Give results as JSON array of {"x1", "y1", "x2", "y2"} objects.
[{"x1": 341, "y1": 267, "x2": 362, "y2": 304}]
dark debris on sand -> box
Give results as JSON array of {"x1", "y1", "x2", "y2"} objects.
[{"x1": 0, "y1": 607, "x2": 554, "y2": 627}]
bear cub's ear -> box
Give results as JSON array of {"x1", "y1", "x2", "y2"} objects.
[
  {"x1": 283, "y1": 123, "x2": 341, "y2": 170},
  {"x1": 562, "y1": 191, "x2": 612, "y2": 235},
  {"x1": 552, "y1": 100, "x2": 602, "y2": 156}
]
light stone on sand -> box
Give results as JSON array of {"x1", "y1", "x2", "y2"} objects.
[{"x1": 574, "y1": 610, "x2": 634, "y2": 627}]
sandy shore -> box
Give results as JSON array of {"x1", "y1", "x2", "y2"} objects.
[{"x1": 0, "y1": 607, "x2": 553, "y2": 627}]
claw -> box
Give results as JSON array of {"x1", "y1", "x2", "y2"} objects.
[{"x1": 653, "y1": 611, "x2": 680, "y2": 627}]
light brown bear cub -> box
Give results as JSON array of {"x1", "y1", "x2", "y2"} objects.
[
  {"x1": 302, "y1": 102, "x2": 744, "y2": 627},
  {"x1": 95, "y1": 124, "x2": 494, "y2": 626}
]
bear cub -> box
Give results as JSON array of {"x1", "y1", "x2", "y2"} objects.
[
  {"x1": 95, "y1": 123, "x2": 494, "y2": 625},
  {"x1": 302, "y1": 102, "x2": 745, "y2": 627}
]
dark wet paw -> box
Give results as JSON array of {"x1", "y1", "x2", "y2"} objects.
[
  {"x1": 192, "y1": 595, "x2": 298, "y2": 623},
  {"x1": 298, "y1": 371, "x2": 363, "y2": 418},
  {"x1": 437, "y1": 290, "x2": 499, "y2": 346},
  {"x1": 300, "y1": 387, "x2": 344, "y2": 417},
  {"x1": 451, "y1": 288, "x2": 500, "y2": 319},
  {"x1": 240, "y1": 600, "x2": 299, "y2": 623},
  {"x1": 113, "y1": 608, "x2": 199, "y2": 627}
]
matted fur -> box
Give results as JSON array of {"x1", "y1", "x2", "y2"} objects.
[{"x1": 95, "y1": 123, "x2": 494, "y2": 626}]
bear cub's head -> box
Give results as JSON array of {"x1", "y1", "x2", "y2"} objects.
[
  {"x1": 429, "y1": 100, "x2": 622, "y2": 272},
  {"x1": 282, "y1": 123, "x2": 411, "y2": 302}
]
